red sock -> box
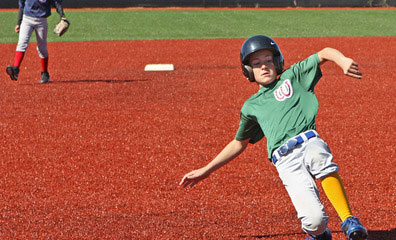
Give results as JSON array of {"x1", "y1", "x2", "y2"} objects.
[
  {"x1": 13, "y1": 51, "x2": 25, "y2": 67},
  {"x1": 41, "y1": 57, "x2": 49, "y2": 72}
]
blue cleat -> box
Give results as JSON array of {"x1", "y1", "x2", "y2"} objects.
[
  {"x1": 306, "y1": 227, "x2": 332, "y2": 240},
  {"x1": 341, "y1": 217, "x2": 368, "y2": 240}
]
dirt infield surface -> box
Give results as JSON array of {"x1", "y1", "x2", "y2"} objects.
[{"x1": 1, "y1": 37, "x2": 395, "y2": 239}]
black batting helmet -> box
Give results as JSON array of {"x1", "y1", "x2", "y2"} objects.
[{"x1": 240, "y1": 35, "x2": 284, "y2": 82}]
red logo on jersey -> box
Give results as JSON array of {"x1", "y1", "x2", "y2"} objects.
[{"x1": 274, "y1": 79, "x2": 293, "y2": 101}]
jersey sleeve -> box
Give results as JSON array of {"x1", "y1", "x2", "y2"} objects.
[
  {"x1": 17, "y1": 5, "x2": 24, "y2": 25},
  {"x1": 53, "y1": 0, "x2": 65, "y2": 18},
  {"x1": 235, "y1": 112, "x2": 264, "y2": 144},
  {"x1": 289, "y1": 53, "x2": 322, "y2": 91},
  {"x1": 18, "y1": 0, "x2": 25, "y2": 8}
]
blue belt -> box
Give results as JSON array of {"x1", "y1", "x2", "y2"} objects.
[{"x1": 272, "y1": 130, "x2": 319, "y2": 165}]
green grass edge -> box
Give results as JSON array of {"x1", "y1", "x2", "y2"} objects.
[{"x1": 0, "y1": 8, "x2": 395, "y2": 43}]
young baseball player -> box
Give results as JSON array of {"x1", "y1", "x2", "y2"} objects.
[
  {"x1": 5, "y1": 0, "x2": 67, "y2": 84},
  {"x1": 180, "y1": 35, "x2": 368, "y2": 240}
]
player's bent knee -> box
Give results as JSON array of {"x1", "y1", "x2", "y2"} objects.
[{"x1": 301, "y1": 212, "x2": 328, "y2": 236}]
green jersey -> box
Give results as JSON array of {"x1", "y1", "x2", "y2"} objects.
[{"x1": 235, "y1": 53, "x2": 322, "y2": 159}]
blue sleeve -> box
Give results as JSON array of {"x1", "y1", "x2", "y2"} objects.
[
  {"x1": 52, "y1": 0, "x2": 63, "y2": 6},
  {"x1": 53, "y1": 0, "x2": 65, "y2": 18},
  {"x1": 17, "y1": 6, "x2": 24, "y2": 25},
  {"x1": 18, "y1": 0, "x2": 25, "y2": 8}
]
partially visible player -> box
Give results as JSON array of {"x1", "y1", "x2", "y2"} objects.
[
  {"x1": 180, "y1": 35, "x2": 368, "y2": 240},
  {"x1": 6, "y1": 0, "x2": 68, "y2": 84}
]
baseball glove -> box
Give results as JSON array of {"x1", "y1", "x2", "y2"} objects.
[{"x1": 54, "y1": 18, "x2": 70, "y2": 37}]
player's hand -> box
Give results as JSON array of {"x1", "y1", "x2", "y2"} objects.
[
  {"x1": 179, "y1": 167, "x2": 211, "y2": 188},
  {"x1": 15, "y1": 25, "x2": 20, "y2": 33},
  {"x1": 341, "y1": 57, "x2": 362, "y2": 79}
]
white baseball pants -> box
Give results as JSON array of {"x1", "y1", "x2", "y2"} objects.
[
  {"x1": 16, "y1": 15, "x2": 48, "y2": 59},
  {"x1": 273, "y1": 133, "x2": 338, "y2": 236}
]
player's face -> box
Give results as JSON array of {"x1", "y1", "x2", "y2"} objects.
[{"x1": 249, "y1": 49, "x2": 277, "y2": 87}]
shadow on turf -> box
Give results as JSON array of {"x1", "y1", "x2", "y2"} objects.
[
  {"x1": 367, "y1": 229, "x2": 396, "y2": 240},
  {"x1": 239, "y1": 232, "x2": 306, "y2": 239},
  {"x1": 19, "y1": 79, "x2": 150, "y2": 85},
  {"x1": 239, "y1": 229, "x2": 396, "y2": 239},
  {"x1": 53, "y1": 79, "x2": 150, "y2": 84}
]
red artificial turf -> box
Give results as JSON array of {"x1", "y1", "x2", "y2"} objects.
[{"x1": 0, "y1": 37, "x2": 395, "y2": 239}]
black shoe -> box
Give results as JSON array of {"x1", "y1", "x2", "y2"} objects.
[
  {"x1": 40, "y1": 71, "x2": 50, "y2": 83},
  {"x1": 6, "y1": 65, "x2": 19, "y2": 81}
]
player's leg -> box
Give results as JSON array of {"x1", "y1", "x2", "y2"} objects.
[
  {"x1": 305, "y1": 138, "x2": 368, "y2": 240},
  {"x1": 35, "y1": 18, "x2": 50, "y2": 83},
  {"x1": 321, "y1": 173, "x2": 368, "y2": 240},
  {"x1": 321, "y1": 172, "x2": 352, "y2": 221},
  {"x1": 274, "y1": 148, "x2": 331, "y2": 239},
  {"x1": 15, "y1": 16, "x2": 34, "y2": 66},
  {"x1": 6, "y1": 15, "x2": 34, "y2": 80}
]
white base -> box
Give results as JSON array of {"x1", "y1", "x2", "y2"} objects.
[{"x1": 144, "y1": 64, "x2": 174, "y2": 71}]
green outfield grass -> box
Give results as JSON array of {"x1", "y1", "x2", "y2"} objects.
[{"x1": 0, "y1": 8, "x2": 395, "y2": 43}]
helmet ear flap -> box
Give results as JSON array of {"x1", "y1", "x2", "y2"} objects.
[
  {"x1": 273, "y1": 55, "x2": 284, "y2": 75},
  {"x1": 242, "y1": 64, "x2": 255, "y2": 82}
]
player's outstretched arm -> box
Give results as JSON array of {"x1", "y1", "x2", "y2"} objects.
[
  {"x1": 317, "y1": 47, "x2": 362, "y2": 79},
  {"x1": 179, "y1": 138, "x2": 250, "y2": 188}
]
